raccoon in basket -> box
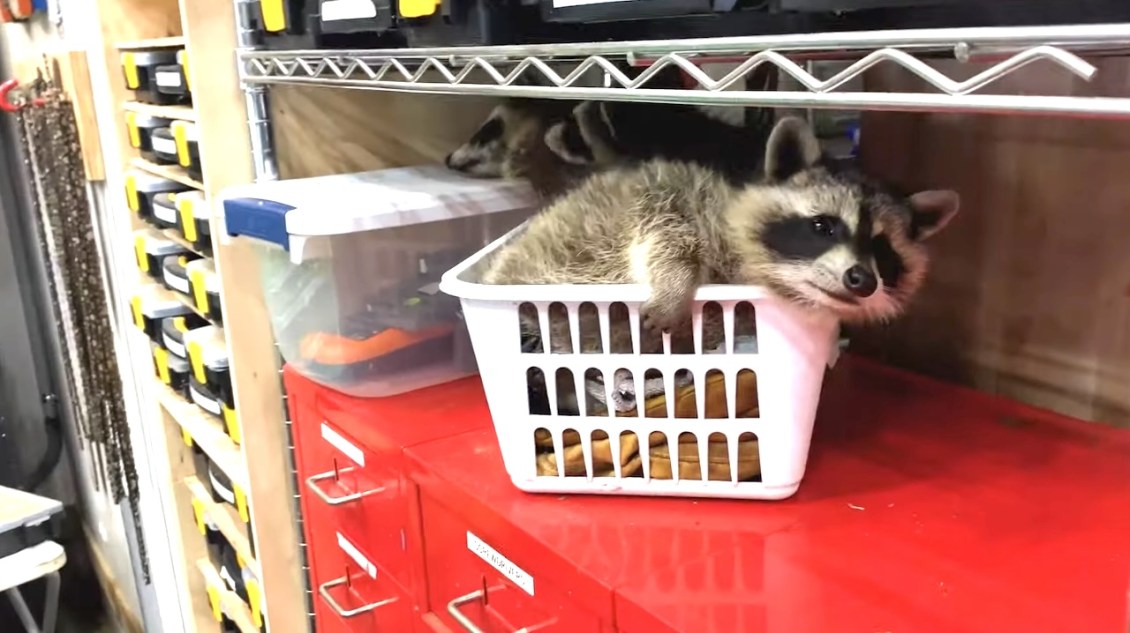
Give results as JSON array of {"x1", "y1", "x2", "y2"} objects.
[{"x1": 483, "y1": 115, "x2": 959, "y2": 415}]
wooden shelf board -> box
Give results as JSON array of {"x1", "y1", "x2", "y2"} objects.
[
  {"x1": 195, "y1": 558, "x2": 259, "y2": 633},
  {"x1": 116, "y1": 36, "x2": 185, "y2": 50},
  {"x1": 123, "y1": 101, "x2": 197, "y2": 121},
  {"x1": 156, "y1": 382, "x2": 247, "y2": 492},
  {"x1": 184, "y1": 476, "x2": 261, "y2": 578},
  {"x1": 132, "y1": 157, "x2": 203, "y2": 190},
  {"x1": 159, "y1": 228, "x2": 206, "y2": 258}
]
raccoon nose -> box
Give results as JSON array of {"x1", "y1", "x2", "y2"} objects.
[{"x1": 843, "y1": 265, "x2": 878, "y2": 298}]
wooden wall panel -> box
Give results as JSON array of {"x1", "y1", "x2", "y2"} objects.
[
  {"x1": 270, "y1": 87, "x2": 498, "y2": 177},
  {"x1": 858, "y1": 57, "x2": 1130, "y2": 427}
]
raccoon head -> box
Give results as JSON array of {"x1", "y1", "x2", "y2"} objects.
[
  {"x1": 733, "y1": 116, "x2": 960, "y2": 324},
  {"x1": 445, "y1": 99, "x2": 577, "y2": 179}
]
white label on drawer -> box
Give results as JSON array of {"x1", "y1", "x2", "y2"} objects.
[
  {"x1": 322, "y1": 0, "x2": 377, "y2": 21},
  {"x1": 163, "y1": 268, "x2": 190, "y2": 293},
  {"x1": 552, "y1": 0, "x2": 633, "y2": 7},
  {"x1": 154, "y1": 202, "x2": 177, "y2": 224},
  {"x1": 155, "y1": 71, "x2": 182, "y2": 88},
  {"x1": 337, "y1": 532, "x2": 377, "y2": 579},
  {"x1": 321, "y1": 422, "x2": 364, "y2": 467},
  {"x1": 467, "y1": 531, "x2": 534, "y2": 596},
  {"x1": 162, "y1": 333, "x2": 186, "y2": 358},
  {"x1": 151, "y1": 136, "x2": 177, "y2": 155}
]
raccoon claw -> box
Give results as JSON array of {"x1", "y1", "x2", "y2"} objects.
[{"x1": 640, "y1": 303, "x2": 677, "y2": 335}]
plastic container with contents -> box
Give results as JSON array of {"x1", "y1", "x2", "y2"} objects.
[
  {"x1": 151, "y1": 192, "x2": 181, "y2": 230},
  {"x1": 440, "y1": 220, "x2": 844, "y2": 501},
  {"x1": 161, "y1": 314, "x2": 209, "y2": 359},
  {"x1": 175, "y1": 191, "x2": 211, "y2": 254},
  {"x1": 162, "y1": 253, "x2": 200, "y2": 297},
  {"x1": 126, "y1": 170, "x2": 191, "y2": 224},
  {"x1": 185, "y1": 258, "x2": 223, "y2": 322},
  {"x1": 152, "y1": 342, "x2": 191, "y2": 397},
  {"x1": 219, "y1": 164, "x2": 538, "y2": 397},
  {"x1": 171, "y1": 120, "x2": 202, "y2": 181},
  {"x1": 121, "y1": 49, "x2": 184, "y2": 105},
  {"x1": 153, "y1": 62, "x2": 190, "y2": 101},
  {"x1": 125, "y1": 113, "x2": 172, "y2": 162},
  {"x1": 130, "y1": 286, "x2": 200, "y2": 344},
  {"x1": 185, "y1": 325, "x2": 239, "y2": 443},
  {"x1": 150, "y1": 127, "x2": 179, "y2": 165},
  {"x1": 134, "y1": 230, "x2": 192, "y2": 283},
  {"x1": 189, "y1": 373, "x2": 223, "y2": 420}
]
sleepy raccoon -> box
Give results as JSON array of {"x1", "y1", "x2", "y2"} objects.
[{"x1": 483, "y1": 116, "x2": 959, "y2": 353}]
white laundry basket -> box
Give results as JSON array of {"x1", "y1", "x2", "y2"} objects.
[{"x1": 440, "y1": 221, "x2": 842, "y2": 500}]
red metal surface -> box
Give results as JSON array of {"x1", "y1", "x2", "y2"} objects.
[{"x1": 405, "y1": 356, "x2": 1130, "y2": 633}]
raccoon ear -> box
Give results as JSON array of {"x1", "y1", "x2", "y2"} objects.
[
  {"x1": 764, "y1": 116, "x2": 822, "y2": 181},
  {"x1": 908, "y1": 189, "x2": 960, "y2": 241}
]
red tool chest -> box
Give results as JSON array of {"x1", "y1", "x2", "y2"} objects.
[{"x1": 287, "y1": 357, "x2": 1130, "y2": 633}]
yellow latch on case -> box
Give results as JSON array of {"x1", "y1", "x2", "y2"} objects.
[
  {"x1": 177, "y1": 196, "x2": 197, "y2": 242},
  {"x1": 121, "y1": 53, "x2": 139, "y2": 89},
  {"x1": 222, "y1": 405, "x2": 241, "y2": 444},
  {"x1": 260, "y1": 0, "x2": 287, "y2": 32},
  {"x1": 125, "y1": 174, "x2": 140, "y2": 212},
  {"x1": 154, "y1": 347, "x2": 171, "y2": 384},
  {"x1": 125, "y1": 112, "x2": 140, "y2": 148},
  {"x1": 400, "y1": 0, "x2": 441, "y2": 18},
  {"x1": 130, "y1": 296, "x2": 144, "y2": 329},
  {"x1": 172, "y1": 121, "x2": 191, "y2": 168},
  {"x1": 177, "y1": 50, "x2": 192, "y2": 92},
  {"x1": 188, "y1": 339, "x2": 206, "y2": 383},
  {"x1": 189, "y1": 268, "x2": 208, "y2": 314},
  {"x1": 134, "y1": 235, "x2": 149, "y2": 272}
]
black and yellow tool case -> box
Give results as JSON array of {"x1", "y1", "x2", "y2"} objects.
[
  {"x1": 171, "y1": 120, "x2": 203, "y2": 181},
  {"x1": 185, "y1": 326, "x2": 234, "y2": 411},
  {"x1": 150, "y1": 126, "x2": 180, "y2": 165},
  {"x1": 162, "y1": 314, "x2": 209, "y2": 360},
  {"x1": 125, "y1": 112, "x2": 173, "y2": 163},
  {"x1": 126, "y1": 170, "x2": 192, "y2": 225},
  {"x1": 121, "y1": 48, "x2": 187, "y2": 105},
  {"x1": 175, "y1": 191, "x2": 212, "y2": 255},
  {"x1": 189, "y1": 372, "x2": 224, "y2": 419},
  {"x1": 152, "y1": 192, "x2": 182, "y2": 230},
  {"x1": 154, "y1": 60, "x2": 191, "y2": 100},
  {"x1": 152, "y1": 341, "x2": 192, "y2": 397},
  {"x1": 130, "y1": 289, "x2": 200, "y2": 344},
  {"x1": 185, "y1": 258, "x2": 223, "y2": 323},
  {"x1": 134, "y1": 230, "x2": 193, "y2": 283},
  {"x1": 162, "y1": 252, "x2": 201, "y2": 296}
]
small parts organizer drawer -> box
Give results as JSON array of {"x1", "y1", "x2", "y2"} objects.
[
  {"x1": 312, "y1": 527, "x2": 415, "y2": 633},
  {"x1": 304, "y1": 419, "x2": 415, "y2": 590},
  {"x1": 418, "y1": 493, "x2": 611, "y2": 633}
]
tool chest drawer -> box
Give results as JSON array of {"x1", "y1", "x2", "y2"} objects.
[{"x1": 416, "y1": 491, "x2": 613, "y2": 633}]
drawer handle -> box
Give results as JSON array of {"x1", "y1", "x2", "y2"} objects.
[
  {"x1": 318, "y1": 575, "x2": 398, "y2": 618},
  {"x1": 447, "y1": 590, "x2": 489, "y2": 633},
  {"x1": 305, "y1": 467, "x2": 385, "y2": 506}
]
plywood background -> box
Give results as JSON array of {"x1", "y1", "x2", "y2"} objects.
[
  {"x1": 270, "y1": 86, "x2": 498, "y2": 177},
  {"x1": 858, "y1": 57, "x2": 1130, "y2": 427}
]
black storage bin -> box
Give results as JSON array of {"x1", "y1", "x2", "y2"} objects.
[
  {"x1": 154, "y1": 63, "x2": 191, "y2": 100},
  {"x1": 121, "y1": 49, "x2": 184, "y2": 105},
  {"x1": 251, "y1": 0, "x2": 407, "y2": 50},
  {"x1": 161, "y1": 314, "x2": 209, "y2": 361},
  {"x1": 131, "y1": 291, "x2": 199, "y2": 344},
  {"x1": 152, "y1": 342, "x2": 191, "y2": 397},
  {"x1": 185, "y1": 325, "x2": 239, "y2": 443},
  {"x1": 126, "y1": 113, "x2": 172, "y2": 162},
  {"x1": 176, "y1": 191, "x2": 212, "y2": 255},
  {"x1": 152, "y1": 192, "x2": 181, "y2": 230},
  {"x1": 127, "y1": 171, "x2": 191, "y2": 224},
  {"x1": 172, "y1": 120, "x2": 203, "y2": 182},
  {"x1": 162, "y1": 253, "x2": 200, "y2": 297},
  {"x1": 189, "y1": 373, "x2": 224, "y2": 420},
  {"x1": 135, "y1": 230, "x2": 191, "y2": 283},
  {"x1": 151, "y1": 127, "x2": 179, "y2": 165}
]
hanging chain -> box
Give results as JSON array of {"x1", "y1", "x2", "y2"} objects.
[{"x1": 16, "y1": 79, "x2": 150, "y2": 582}]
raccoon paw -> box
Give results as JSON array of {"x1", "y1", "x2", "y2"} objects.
[{"x1": 640, "y1": 301, "x2": 682, "y2": 335}]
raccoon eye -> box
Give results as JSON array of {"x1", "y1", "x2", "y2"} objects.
[{"x1": 810, "y1": 215, "x2": 838, "y2": 237}]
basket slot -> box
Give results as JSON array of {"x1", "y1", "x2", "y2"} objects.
[
  {"x1": 734, "y1": 301, "x2": 757, "y2": 353},
  {"x1": 597, "y1": 303, "x2": 612, "y2": 355},
  {"x1": 566, "y1": 303, "x2": 582, "y2": 354},
  {"x1": 555, "y1": 367, "x2": 579, "y2": 416},
  {"x1": 526, "y1": 367, "x2": 549, "y2": 415},
  {"x1": 704, "y1": 432, "x2": 722, "y2": 482},
  {"x1": 702, "y1": 302, "x2": 725, "y2": 355},
  {"x1": 518, "y1": 302, "x2": 543, "y2": 353},
  {"x1": 578, "y1": 302, "x2": 602, "y2": 354},
  {"x1": 548, "y1": 302, "x2": 572, "y2": 353}
]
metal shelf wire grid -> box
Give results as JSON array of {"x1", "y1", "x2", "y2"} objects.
[{"x1": 240, "y1": 23, "x2": 1130, "y2": 118}]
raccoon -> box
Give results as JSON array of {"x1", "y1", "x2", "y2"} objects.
[
  {"x1": 483, "y1": 116, "x2": 959, "y2": 348},
  {"x1": 443, "y1": 97, "x2": 594, "y2": 200},
  {"x1": 543, "y1": 96, "x2": 773, "y2": 186}
]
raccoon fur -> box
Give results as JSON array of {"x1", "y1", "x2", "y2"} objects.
[{"x1": 483, "y1": 116, "x2": 960, "y2": 354}]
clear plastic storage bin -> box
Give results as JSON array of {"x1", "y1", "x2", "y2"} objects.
[{"x1": 220, "y1": 165, "x2": 538, "y2": 397}]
